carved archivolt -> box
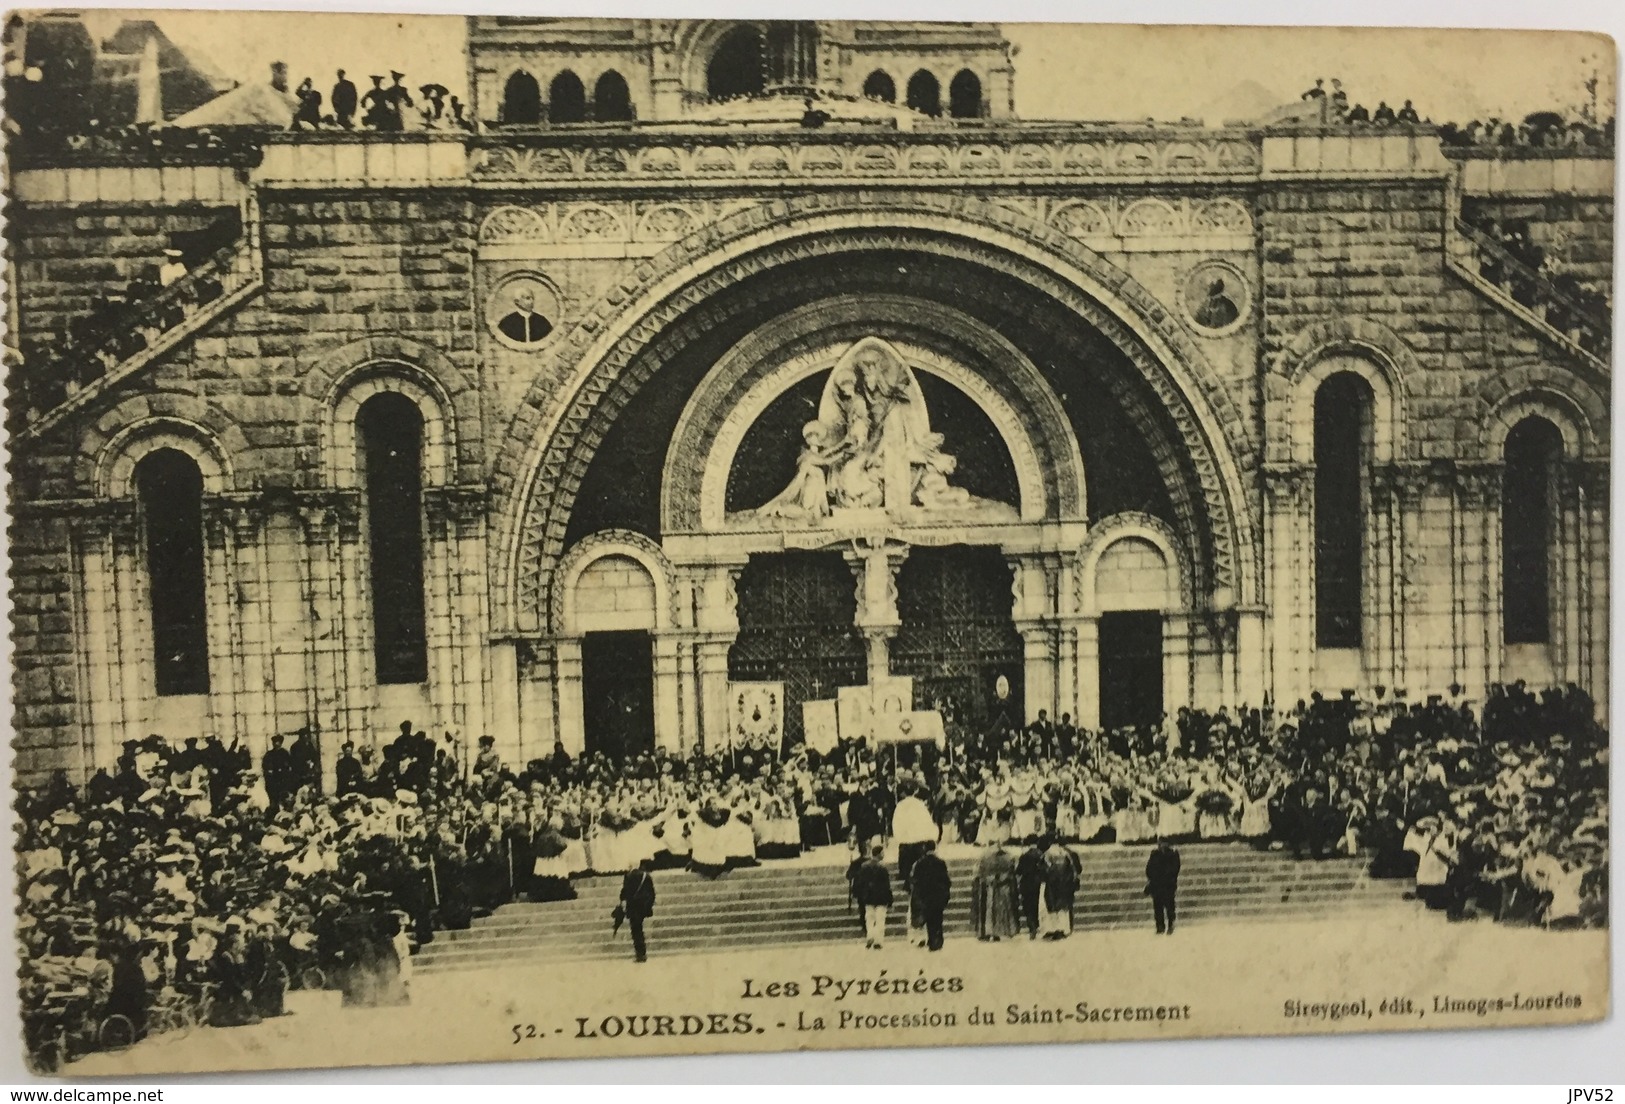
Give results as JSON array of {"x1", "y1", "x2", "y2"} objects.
[
  {"x1": 492, "y1": 193, "x2": 1262, "y2": 633},
  {"x1": 1075, "y1": 511, "x2": 1195, "y2": 614},
  {"x1": 551, "y1": 528, "x2": 675, "y2": 636},
  {"x1": 661, "y1": 295, "x2": 1087, "y2": 534}
]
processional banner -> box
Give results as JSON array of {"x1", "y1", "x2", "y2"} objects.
[{"x1": 727, "y1": 681, "x2": 783, "y2": 754}]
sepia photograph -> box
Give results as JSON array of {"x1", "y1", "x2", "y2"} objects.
[{"x1": 0, "y1": 5, "x2": 1615, "y2": 1079}]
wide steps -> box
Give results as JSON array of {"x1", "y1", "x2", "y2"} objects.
[{"x1": 414, "y1": 844, "x2": 1415, "y2": 973}]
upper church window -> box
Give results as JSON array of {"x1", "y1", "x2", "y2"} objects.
[
  {"x1": 949, "y1": 69, "x2": 983, "y2": 118},
  {"x1": 863, "y1": 70, "x2": 896, "y2": 103},
  {"x1": 707, "y1": 24, "x2": 766, "y2": 101},
  {"x1": 906, "y1": 69, "x2": 941, "y2": 117},
  {"x1": 502, "y1": 70, "x2": 541, "y2": 124}
]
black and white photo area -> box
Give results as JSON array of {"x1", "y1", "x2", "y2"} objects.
[{"x1": 1, "y1": 0, "x2": 1617, "y2": 1084}]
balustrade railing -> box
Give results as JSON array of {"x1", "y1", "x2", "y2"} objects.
[
  {"x1": 7, "y1": 236, "x2": 260, "y2": 436},
  {"x1": 1449, "y1": 218, "x2": 1612, "y2": 366}
]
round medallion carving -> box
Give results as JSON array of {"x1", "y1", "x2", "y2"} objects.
[
  {"x1": 487, "y1": 272, "x2": 562, "y2": 351},
  {"x1": 1179, "y1": 259, "x2": 1251, "y2": 338}
]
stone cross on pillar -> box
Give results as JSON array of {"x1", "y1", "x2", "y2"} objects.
[{"x1": 844, "y1": 540, "x2": 910, "y2": 685}]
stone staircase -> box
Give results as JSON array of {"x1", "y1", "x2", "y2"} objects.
[
  {"x1": 12, "y1": 210, "x2": 264, "y2": 441},
  {"x1": 412, "y1": 843, "x2": 1417, "y2": 973},
  {"x1": 1445, "y1": 217, "x2": 1611, "y2": 371}
]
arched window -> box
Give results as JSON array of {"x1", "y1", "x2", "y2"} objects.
[
  {"x1": 763, "y1": 20, "x2": 818, "y2": 88},
  {"x1": 949, "y1": 69, "x2": 983, "y2": 118},
  {"x1": 862, "y1": 70, "x2": 895, "y2": 103},
  {"x1": 906, "y1": 69, "x2": 941, "y2": 117},
  {"x1": 1313, "y1": 373, "x2": 1371, "y2": 648},
  {"x1": 358, "y1": 393, "x2": 428, "y2": 685},
  {"x1": 136, "y1": 448, "x2": 209, "y2": 696},
  {"x1": 548, "y1": 70, "x2": 586, "y2": 124},
  {"x1": 594, "y1": 70, "x2": 633, "y2": 122},
  {"x1": 502, "y1": 70, "x2": 541, "y2": 125},
  {"x1": 707, "y1": 23, "x2": 766, "y2": 101},
  {"x1": 1503, "y1": 416, "x2": 1563, "y2": 645}
]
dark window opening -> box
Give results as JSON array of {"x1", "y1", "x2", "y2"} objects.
[
  {"x1": 862, "y1": 70, "x2": 896, "y2": 103},
  {"x1": 137, "y1": 449, "x2": 210, "y2": 696},
  {"x1": 502, "y1": 70, "x2": 541, "y2": 125},
  {"x1": 707, "y1": 24, "x2": 766, "y2": 101},
  {"x1": 906, "y1": 69, "x2": 941, "y2": 117},
  {"x1": 548, "y1": 70, "x2": 586, "y2": 124},
  {"x1": 948, "y1": 69, "x2": 983, "y2": 118},
  {"x1": 594, "y1": 70, "x2": 633, "y2": 121},
  {"x1": 1314, "y1": 373, "x2": 1370, "y2": 649},
  {"x1": 359, "y1": 392, "x2": 428, "y2": 685},
  {"x1": 1503, "y1": 416, "x2": 1563, "y2": 645}
]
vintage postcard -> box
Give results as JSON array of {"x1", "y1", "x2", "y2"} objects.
[{"x1": 2, "y1": 9, "x2": 1613, "y2": 1078}]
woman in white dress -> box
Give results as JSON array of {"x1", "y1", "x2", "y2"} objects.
[
  {"x1": 690, "y1": 796, "x2": 732, "y2": 878},
  {"x1": 1239, "y1": 769, "x2": 1277, "y2": 840},
  {"x1": 977, "y1": 780, "x2": 1012, "y2": 846},
  {"x1": 1009, "y1": 775, "x2": 1042, "y2": 841}
]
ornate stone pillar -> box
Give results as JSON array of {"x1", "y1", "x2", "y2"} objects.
[
  {"x1": 1393, "y1": 462, "x2": 1431, "y2": 690},
  {"x1": 554, "y1": 638, "x2": 586, "y2": 757},
  {"x1": 1553, "y1": 461, "x2": 1586, "y2": 685},
  {"x1": 1576, "y1": 461, "x2": 1610, "y2": 718},
  {"x1": 1163, "y1": 613, "x2": 1192, "y2": 713},
  {"x1": 1453, "y1": 463, "x2": 1501, "y2": 702},
  {"x1": 843, "y1": 540, "x2": 909, "y2": 686},
  {"x1": 1008, "y1": 552, "x2": 1060, "y2": 723},
  {"x1": 1261, "y1": 464, "x2": 1313, "y2": 710},
  {"x1": 487, "y1": 639, "x2": 522, "y2": 768},
  {"x1": 109, "y1": 502, "x2": 155, "y2": 733},
  {"x1": 425, "y1": 485, "x2": 491, "y2": 754},
  {"x1": 68, "y1": 505, "x2": 128, "y2": 773},
  {"x1": 1235, "y1": 608, "x2": 1265, "y2": 707},
  {"x1": 1366, "y1": 464, "x2": 1401, "y2": 694},
  {"x1": 692, "y1": 558, "x2": 746, "y2": 753},
  {"x1": 652, "y1": 636, "x2": 683, "y2": 754},
  {"x1": 1074, "y1": 616, "x2": 1100, "y2": 731}
]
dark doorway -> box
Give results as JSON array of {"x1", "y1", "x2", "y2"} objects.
[
  {"x1": 582, "y1": 631, "x2": 655, "y2": 761},
  {"x1": 891, "y1": 546, "x2": 1025, "y2": 736},
  {"x1": 728, "y1": 551, "x2": 866, "y2": 748},
  {"x1": 1098, "y1": 611, "x2": 1163, "y2": 733}
]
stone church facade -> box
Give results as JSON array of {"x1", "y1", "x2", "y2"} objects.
[{"x1": 5, "y1": 18, "x2": 1613, "y2": 784}]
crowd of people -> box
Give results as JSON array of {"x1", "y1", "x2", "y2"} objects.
[
  {"x1": 7, "y1": 217, "x2": 240, "y2": 430},
  {"x1": 1459, "y1": 209, "x2": 1612, "y2": 359},
  {"x1": 1295, "y1": 77, "x2": 1616, "y2": 153},
  {"x1": 289, "y1": 69, "x2": 473, "y2": 133},
  {"x1": 14, "y1": 680, "x2": 1609, "y2": 1069}
]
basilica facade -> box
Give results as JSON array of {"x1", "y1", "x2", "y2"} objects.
[{"x1": 5, "y1": 18, "x2": 1613, "y2": 784}]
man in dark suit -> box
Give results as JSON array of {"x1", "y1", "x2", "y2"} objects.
[
  {"x1": 910, "y1": 842, "x2": 952, "y2": 951},
  {"x1": 332, "y1": 69, "x2": 358, "y2": 128},
  {"x1": 1016, "y1": 837, "x2": 1046, "y2": 939},
  {"x1": 618, "y1": 860, "x2": 657, "y2": 963},
  {"x1": 336, "y1": 741, "x2": 364, "y2": 796},
  {"x1": 1146, "y1": 837, "x2": 1181, "y2": 935},
  {"x1": 498, "y1": 290, "x2": 553, "y2": 344},
  {"x1": 262, "y1": 735, "x2": 294, "y2": 810},
  {"x1": 848, "y1": 842, "x2": 893, "y2": 949}
]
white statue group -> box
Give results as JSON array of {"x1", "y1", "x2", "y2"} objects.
[{"x1": 748, "y1": 337, "x2": 1013, "y2": 523}]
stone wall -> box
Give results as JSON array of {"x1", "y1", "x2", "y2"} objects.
[
  {"x1": 5, "y1": 202, "x2": 237, "y2": 349},
  {"x1": 1461, "y1": 194, "x2": 1616, "y2": 295}
]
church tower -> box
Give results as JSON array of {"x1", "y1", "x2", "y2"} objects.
[{"x1": 467, "y1": 17, "x2": 1015, "y2": 126}]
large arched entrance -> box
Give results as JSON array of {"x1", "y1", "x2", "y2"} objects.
[{"x1": 497, "y1": 198, "x2": 1260, "y2": 758}]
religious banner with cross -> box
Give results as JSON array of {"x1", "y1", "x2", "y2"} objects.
[{"x1": 727, "y1": 681, "x2": 784, "y2": 755}]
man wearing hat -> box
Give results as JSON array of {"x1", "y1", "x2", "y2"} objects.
[
  {"x1": 336, "y1": 741, "x2": 364, "y2": 796},
  {"x1": 262, "y1": 735, "x2": 294, "y2": 811}
]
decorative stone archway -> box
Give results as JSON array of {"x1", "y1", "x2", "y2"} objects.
[
  {"x1": 492, "y1": 192, "x2": 1263, "y2": 637},
  {"x1": 662, "y1": 294, "x2": 1087, "y2": 536}
]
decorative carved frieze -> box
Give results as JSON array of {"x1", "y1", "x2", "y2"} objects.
[{"x1": 468, "y1": 131, "x2": 1261, "y2": 185}]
